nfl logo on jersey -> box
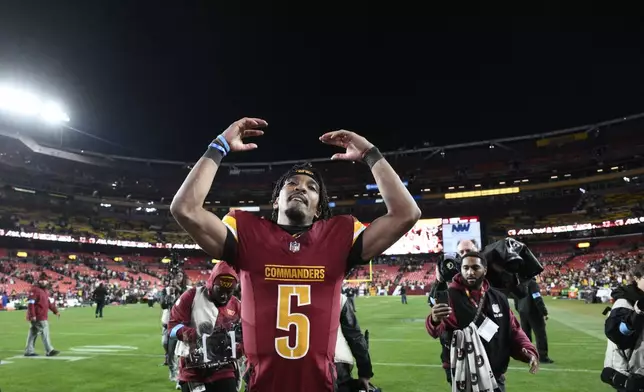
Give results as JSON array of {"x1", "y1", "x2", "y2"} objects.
[{"x1": 289, "y1": 241, "x2": 300, "y2": 253}]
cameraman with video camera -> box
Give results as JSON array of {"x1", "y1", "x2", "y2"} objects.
[
  {"x1": 603, "y1": 263, "x2": 644, "y2": 392},
  {"x1": 169, "y1": 261, "x2": 242, "y2": 392},
  {"x1": 162, "y1": 269, "x2": 187, "y2": 387}
]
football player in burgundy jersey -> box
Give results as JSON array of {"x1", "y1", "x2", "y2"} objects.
[{"x1": 171, "y1": 118, "x2": 421, "y2": 392}]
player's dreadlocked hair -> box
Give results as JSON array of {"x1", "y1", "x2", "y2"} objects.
[{"x1": 270, "y1": 162, "x2": 333, "y2": 223}]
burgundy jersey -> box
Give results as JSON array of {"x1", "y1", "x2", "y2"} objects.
[{"x1": 222, "y1": 210, "x2": 366, "y2": 392}]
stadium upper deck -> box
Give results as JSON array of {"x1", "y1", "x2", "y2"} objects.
[
  {"x1": 0, "y1": 113, "x2": 642, "y2": 232},
  {"x1": 1, "y1": 113, "x2": 643, "y2": 203}
]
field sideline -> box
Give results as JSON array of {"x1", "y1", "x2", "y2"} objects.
[{"x1": 0, "y1": 296, "x2": 612, "y2": 392}]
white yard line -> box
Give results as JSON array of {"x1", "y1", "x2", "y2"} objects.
[
  {"x1": 545, "y1": 307, "x2": 606, "y2": 341},
  {"x1": 5, "y1": 350, "x2": 599, "y2": 374}
]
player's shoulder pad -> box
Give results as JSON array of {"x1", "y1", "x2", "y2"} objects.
[
  {"x1": 222, "y1": 211, "x2": 241, "y2": 240},
  {"x1": 350, "y1": 215, "x2": 367, "y2": 244},
  {"x1": 222, "y1": 210, "x2": 264, "y2": 239}
]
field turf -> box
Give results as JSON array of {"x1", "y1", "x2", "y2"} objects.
[{"x1": 0, "y1": 296, "x2": 611, "y2": 392}]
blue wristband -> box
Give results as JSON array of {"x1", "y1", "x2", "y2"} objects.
[
  {"x1": 216, "y1": 134, "x2": 231, "y2": 154},
  {"x1": 208, "y1": 142, "x2": 227, "y2": 157}
]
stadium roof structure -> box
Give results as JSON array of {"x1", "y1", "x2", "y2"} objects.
[{"x1": 1, "y1": 112, "x2": 643, "y2": 168}]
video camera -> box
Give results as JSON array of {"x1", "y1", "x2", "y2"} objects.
[
  {"x1": 167, "y1": 251, "x2": 185, "y2": 277},
  {"x1": 438, "y1": 252, "x2": 462, "y2": 283},
  {"x1": 185, "y1": 321, "x2": 243, "y2": 370},
  {"x1": 601, "y1": 367, "x2": 644, "y2": 392},
  {"x1": 480, "y1": 238, "x2": 544, "y2": 298}
]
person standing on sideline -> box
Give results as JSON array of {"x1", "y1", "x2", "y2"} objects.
[
  {"x1": 517, "y1": 278, "x2": 554, "y2": 364},
  {"x1": 93, "y1": 282, "x2": 108, "y2": 318},
  {"x1": 400, "y1": 285, "x2": 408, "y2": 304},
  {"x1": 427, "y1": 252, "x2": 538, "y2": 391},
  {"x1": 24, "y1": 273, "x2": 60, "y2": 357}
]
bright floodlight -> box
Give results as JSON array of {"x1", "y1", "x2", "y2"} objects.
[{"x1": 0, "y1": 85, "x2": 70, "y2": 124}]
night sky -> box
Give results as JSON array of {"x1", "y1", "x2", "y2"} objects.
[{"x1": 1, "y1": 6, "x2": 644, "y2": 163}]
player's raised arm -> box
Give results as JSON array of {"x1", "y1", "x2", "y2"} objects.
[
  {"x1": 170, "y1": 118, "x2": 267, "y2": 259},
  {"x1": 320, "y1": 130, "x2": 421, "y2": 260}
]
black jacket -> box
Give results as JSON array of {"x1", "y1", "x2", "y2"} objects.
[
  {"x1": 605, "y1": 284, "x2": 644, "y2": 351},
  {"x1": 93, "y1": 285, "x2": 108, "y2": 302},
  {"x1": 517, "y1": 279, "x2": 548, "y2": 317},
  {"x1": 340, "y1": 296, "x2": 373, "y2": 378}
]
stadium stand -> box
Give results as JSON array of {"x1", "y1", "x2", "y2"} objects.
[{"x1": 1, "y1": 114, "x2": 644, "y2": 303}]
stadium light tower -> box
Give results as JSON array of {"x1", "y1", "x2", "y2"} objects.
[
  {"x1": 0, "y1": 83, "x2": 129, "y2": 152},
  {"x1": 0, "y1": 85, "x2": 70, "y2": 125}
]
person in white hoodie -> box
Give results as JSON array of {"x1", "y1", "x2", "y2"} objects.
[{"x1": 603, "y1": 263, "x2": 644, "y2": 391}]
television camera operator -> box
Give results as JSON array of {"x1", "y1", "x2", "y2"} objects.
[
  {"x1": 515, "y1": 278, "x2": 554, "y2": 364},
  {"x1": 169, "y1": 261, "x2": 242, "y2": 392},
  {"x1": 162, "y1": 254, "x2": 188, "y2": 386},
  {"x1": 602, "y1": 263, "x2": 644, "y2": 392}
]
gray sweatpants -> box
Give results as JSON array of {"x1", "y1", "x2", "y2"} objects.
[{"x1": 25, "y1": 320, "x2": 54, "y2": 355}]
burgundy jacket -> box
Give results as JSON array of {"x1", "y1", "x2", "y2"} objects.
[
  {"x1": 168, "y1": 262, "x2": 241, "y2": 383},
  {"x1": 426, "y1": 274, "x2": 538, "y2": 371},
  {"x1": 27, "y1": 285, "x2": 58, "y2": 322}
]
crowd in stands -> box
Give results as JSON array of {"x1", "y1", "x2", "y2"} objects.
[
  {"x1": 533, "y1": 235, "x2": 644, "y2": 296},
  {"x1": 0, "y1": 248, "x2": 194, "y2": 305},
  {"x1": 1, "y1": 235, "x2": 643, "y2": 304}
]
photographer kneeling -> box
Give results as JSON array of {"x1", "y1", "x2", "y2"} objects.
[
  {"x1": 169, "y1": 261, "x2": 242, "y2": 392},
  {"x1": 603, "y1": 263, "x2": 644, "y2": 392}
]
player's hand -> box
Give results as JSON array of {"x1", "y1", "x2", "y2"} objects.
[
  {"x1": 221, "y1": 118, "x2": 268, "y2": 152},
  {"x1": 358, "y1": 377, "x2": 371, "y2": 391},
  {"x1": 430, "y1": 303, "x2": 451, "y2": 324},
  {"x1": 523, "y1": 348, "x2": 539, "y2": 374},
  {"x1": 319, "y1": 130, "x2": 374, "y2": 161},
  {"x1": 56, "y1": 313, "x2": 61, "y2": 319}
]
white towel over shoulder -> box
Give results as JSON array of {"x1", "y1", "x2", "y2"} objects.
[{"x1": 450, "y1": 322, "x2": 501, "y2": 392}]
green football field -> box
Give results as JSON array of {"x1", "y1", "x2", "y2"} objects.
[{"x1": 0, "y1": 296, "x2": 612, "y2": 392}]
